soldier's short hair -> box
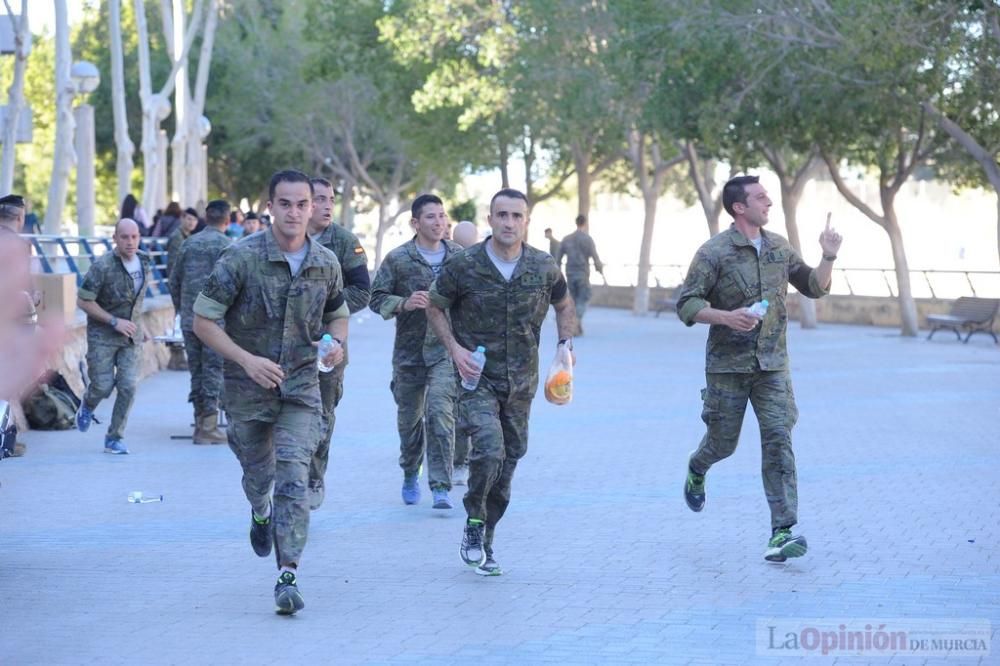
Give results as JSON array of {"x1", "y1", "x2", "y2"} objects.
[
  {"x1": 0, "y1": 205, "x2": 19, "y2": 226},
  {"x1": 411, "y1": 193, "x2": 443, "y2": 219},
  {"x1": 268, "y1": 169, "x2": 313, "y2": 201},
  {"x1": 575, "y1": 215, "x2": 586, "y2": 227},
  {"x1": 205, "y1": 200, "x2": 231, "y2": 227},
  {"x1": 722, "y1": 175, "x2": 760, "y2": 217},
  {"x1": 489, "y1": 188, "x2": 529, "y2": 214},
  {"x1": 309, "y1": 177, "x2": 335, "y2": 191},
  {"x1": 0, "y1": 194, "x2": 25, "y2": 208}
]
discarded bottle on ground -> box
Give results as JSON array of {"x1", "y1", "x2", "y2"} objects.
[
  {"x1": 127, "y1": 491, "x2": 163, "y2": 504},
  {"x1": 462, "y1": 346, "x2": 487, "y2": 391},
  {"x1": 317, "y1": 334, "x2": 339, "y2": 373},
  {"x1": 748, "y1": 299, "x2": 769, "y2": 318}
]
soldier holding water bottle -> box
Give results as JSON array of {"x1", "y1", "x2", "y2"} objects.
[
  {"x1": 427, "y1": 188, "x2": 577, "y2": 576},
  {"x1": 676, "y1": 174, "x2": 842, "y2": 563},
  {"x1": 193, "y1": 170, "x2": 348, "y2": 615}
]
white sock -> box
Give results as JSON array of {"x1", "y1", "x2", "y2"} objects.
[
  {"x1": 253, "y1": 502, "x2": 271, "y2": 521},
  {"x1": 280, "y1": 565, "x2": 296, "y2": 576}
]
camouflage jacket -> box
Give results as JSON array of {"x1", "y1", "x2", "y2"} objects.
[
  {"x1": 676, "y1": 225, "x2": 829, "y2": 373},
  {"x1": 193, "y1": 229, "x2": 347, "y2": 413},
  {"x1": 314, "y1": 222, "x2": 370, "y2": 313},
  {"x1": 557, "y1": 229, "x2": 603, "y2": 277},
  {"x1": 168, "y1": 227, "x2": 232, "y2": 331},
  {"x1": 429, "y1": 238, "x2": 568, "y2": 395},
  {"x1": 370, "y1": 238, "x2": 463, "y2": 369},
  {"x1": 78, "y1": 250, "x2": 153, "y2": 347},
  {"x1": 165, "y1": 227, "x2": 192, "y2": 278}
]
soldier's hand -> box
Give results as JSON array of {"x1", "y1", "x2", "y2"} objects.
[
  {"x1": 451, "y1": 345, "x2": 481, "y2": 383},
  {"x1": 404, "y1": 291, "x2": 430, "y2": 311},
  {"x1": 241, "y1": 354, "x2": 285, "y2": 389},
  {"x1": 313, "y1": 338, "x2": 344, "y2": 367},
  {"x1": 115, "y1": 318, "x2": 138, "y2": 338},
  {"x1": 819, "y1": 213, "x2": 842, "y2": 255},
  {"x1": 727, "y1": 308, "x2": 761, "y2": 332}
]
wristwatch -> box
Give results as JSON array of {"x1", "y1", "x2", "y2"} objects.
[
  {"x1": 109, "y1": 316, "x2": 119, "y2": 328},
  {"x1": 822, "y1": 254, "x2": 837, "y2": 261}
]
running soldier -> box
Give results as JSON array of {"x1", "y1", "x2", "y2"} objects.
[
  {"x1": 193, "y1": 170, "x2": 348, "y2": 614},
  {"x1": 427, "y1": 188, "x2": 577, "y2": 576},
  {"x1": 370, "y1": 194, "x2": 462, "y2": 508},
  {"x1": 306, "y1": 177, "x2": 371, "y2": 509}
]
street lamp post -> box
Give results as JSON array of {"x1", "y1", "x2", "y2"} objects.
[{"x1": 71, "y1": 61, "x2": 99, "y2": 237}]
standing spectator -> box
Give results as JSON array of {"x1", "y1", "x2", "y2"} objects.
[
  {"x1": 227, "y1": 209, "x2": 246, "y2": 238},
  {"x1": 152, "y1": 202, "x2": 183, "y2": 238},
  {"x1": 557, "y1": 215, "x2": 604, "y2": 336},
  {"x1": 370, "y1": 194, "x2": 461, "y2": 509},
  {"x1": 676, "y1": 174, "x2": 842, "y2": 562},
  {"x1": 165, "y1": 207, "x2": 200, "y2": 277},
  {"x1": 543, "y1": 227, "x2": 560, "y2": 259},
  {"x1": 168, "y1": 200, "x2": 232, "y2": 445},
  {"x1": 241, "y1": 212, "x2": 262, "y2": 236},
  {"x1": 120, "y1": 194, "x2": 151, "y2": 236},
  {"x1": 75, "y1": 219, "x2": 152, "y2": 455},
  {"x1": 427, "y1": 188, "x2": 577, "y2": 576}
]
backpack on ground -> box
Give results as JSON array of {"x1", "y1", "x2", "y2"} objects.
[{"x1": 23, "y1": 373, "x2": 82, "y2": 430}]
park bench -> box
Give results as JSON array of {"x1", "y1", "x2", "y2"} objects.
[{"x1": 926, "y1": 297, "x2": 999, "y2": 344}]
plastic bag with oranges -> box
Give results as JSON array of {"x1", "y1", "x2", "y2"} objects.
[{"x1": 543, "y1": 340, "x2": 573, "y2": 405}]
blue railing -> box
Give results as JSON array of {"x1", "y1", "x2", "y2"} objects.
[{"x1": 24, "y1": 234, "x2": 171, "y2": 298}]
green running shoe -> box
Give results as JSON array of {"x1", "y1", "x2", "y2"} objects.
[
  {"x1": 764, "y1": 528, "x2": 808, "y2": 562},
  {"x1": 274, "y1": 571, "x2": 305, "y2": 615}
]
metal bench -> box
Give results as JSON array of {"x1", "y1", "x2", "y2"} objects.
[{"x1": 926, "y1": 297, "x2": 999, "y2": 344}]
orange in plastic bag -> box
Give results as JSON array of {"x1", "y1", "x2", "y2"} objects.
[{"x1": 544, "y1": 342, "x2": 573, "y2": 405}]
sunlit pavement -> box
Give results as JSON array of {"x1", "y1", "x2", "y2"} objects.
[{"x1": 2, "y1": 307, "x2": 997, "y2": 665}]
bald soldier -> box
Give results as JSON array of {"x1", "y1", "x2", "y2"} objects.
[{"x1": 75, "y1": 219, "x2": 153, "y2": 454}]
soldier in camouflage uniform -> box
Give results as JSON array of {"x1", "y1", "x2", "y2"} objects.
[
  {"x1": 305, "y1": 177, "x2": 371, "y2": 510},
  {"x1": 164, "y1": 207, "x2": 200, "y2": 277},
  {"x1": 676, "y1": 174, "x2": 842, "y2": 563},
  {"x1": 371, "y1": 194, "x2": 463, "y2": 509},
  {"x1": 193, "y1": 170, "x2": 349, "y2": 615},
  {"x1": 556, "y1": 215, "x2": 603, "y2": 335},
  {"x1": 75, "y1": 219, "x2": 152, "y2": 454},
  {"x1": 168, "y1": 200, "x2": 232, "y2": 445},
  {"x1": 428, "y1": 188, "x2": 577, "y2": 576}
]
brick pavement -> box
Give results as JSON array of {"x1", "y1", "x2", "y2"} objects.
[{"x1": 1, "y1": 307, "x2": 997, "y2": 665}]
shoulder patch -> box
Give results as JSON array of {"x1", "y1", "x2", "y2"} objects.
[{"x1": 353, "y1": 245, "x2": 365, "y2": 254}]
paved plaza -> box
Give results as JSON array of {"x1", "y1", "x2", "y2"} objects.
[{"x1": 2, "y1": 306, "x2": 998, "y2": 665}]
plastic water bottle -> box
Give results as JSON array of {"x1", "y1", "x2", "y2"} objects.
[
  {"x1": 317, "y1": 334, "x2": 339, "y2": 373},
  {"x1": 462, "y1": 346, "x2": 487, "y2": 391},
  {"x1": 748, "y1": 299, "x2": 769, "y2": 318},
  {"x1": 127, "y1": 491, "x2": 163, "y2": 504},
  {"x1": 172, "y1": 314, "x2": 182, "y2": 338}
]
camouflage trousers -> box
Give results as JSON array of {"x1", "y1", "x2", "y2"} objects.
[
  {"x1": 182, "y1": 330, "x2": 223, "y2": 415},
  {"x1": 228, "y1": 401, "x2": 318, "y2": 566},
  {"x1": 392, "y1": 359, "x2": 457, "y2": 490},
  {"x1": 689, "y1": 369, "x2": 800, "y2": 530},
  {"x1": 567, "y1": 274, "x2": 592, "y2": 321},
  {"x1": 83, "y1": 340, "x2": 141, "y2": 441},
  {"x1": 309, "y1": 361, "x2": 345, "y2": 488},
  {"x1": 459, "y1": 376, "x2": 533, "y2": 541}
]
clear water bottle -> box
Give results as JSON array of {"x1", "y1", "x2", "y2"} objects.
[
  {"x1": 748, "y1": 299, "x2": 769, "y2": 318},
  {"x1": 317, "y1": 334, "x2": 339, "y2": 373},
  {"x1": 461, "y1": 346, "x2": 487, "y2": 391}
]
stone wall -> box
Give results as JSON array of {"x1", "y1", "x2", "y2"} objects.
[{"x1": 12, "y1": 296, "x2": 176, "y2": 431}]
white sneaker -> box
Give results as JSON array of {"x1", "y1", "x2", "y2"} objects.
[{"x1": 453, "y1": 464, "x2": 469, "y2": 486}]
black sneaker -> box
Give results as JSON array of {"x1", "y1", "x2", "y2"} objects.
[
  {"x1": 684, "y1": 467, "x2": 706, "y2": 512},
  {"x1": 460, "y1": 519, "x2": 486, "y2": 567},
  {"x1": 764, "y1": 528, "x2": 808, "y2": 562},
  {"x1": 274, "y1": 571, "x2": 305, "y2": 615},
  {"x1": 250, "y1": 509, "x2": 272, "y2": 557}
]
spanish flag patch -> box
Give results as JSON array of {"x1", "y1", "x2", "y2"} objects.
[{"x1": 353, "y1": 246, "x2": 365, "y2": 254}]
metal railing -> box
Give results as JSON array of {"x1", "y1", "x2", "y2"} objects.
[
  {"x1": 24, "y1": 234, "x2": 171, "y2": 298},
  {"x1": 602, "y1": 264, "x2": 1000, "y2": 300}
]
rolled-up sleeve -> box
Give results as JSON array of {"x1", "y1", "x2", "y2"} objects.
[
  {"x1": 193, "y1": 251, "x2": 241, "y2": 320},
  {"x1": 428, "y1": 259, "x2": 459, "y2": 309},
  {"x1": 78, "y1": 263, "x2": 103, "y2": 301},
  {"x1": 788, "y1": 248, "x2": 830, "y2": 299},
  {"x1": 676, "y1": 250, "x2": 716, "y2": 326},
  {"x1": 369, "y1": 258, "x2": 403, "y2": 319}
]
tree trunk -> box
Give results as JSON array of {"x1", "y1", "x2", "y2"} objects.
[
  {"x1": 883, "y1": 198, "x2": 919, "y2": 337},
  {"x1": 780, "y1": 185, "x2": 818, "y2": 328},
  {"x1": 573, "y1": 146, "x2": 592, "y2": 219},
  {"x1": 0, "y1": 2, "x2": 28, "y2": 196},
  {"x1": 683, "y1": 141, "x2": 721, "y2": 237},
  {"x1": 108, "y1": 0, "x2": 134, "y2": 203},
  {"x1": 44, "y1": 0, "x2": 74, "y2": 235},
  {"x1": 373, "y1": 202, "x2": 389, "y2": 272},
  {"x1": 340, "y1": 177, "x2": 355, "y2": 230},
  {"x1": 498, "y1": 139, "x2": 509, "y2": 189},
  {"x1": 633, "y1": 194, "x2": 657, "y2": 315},
  {"x1": 184, "y1": 0, "x2": 218, "y2": 208}
]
